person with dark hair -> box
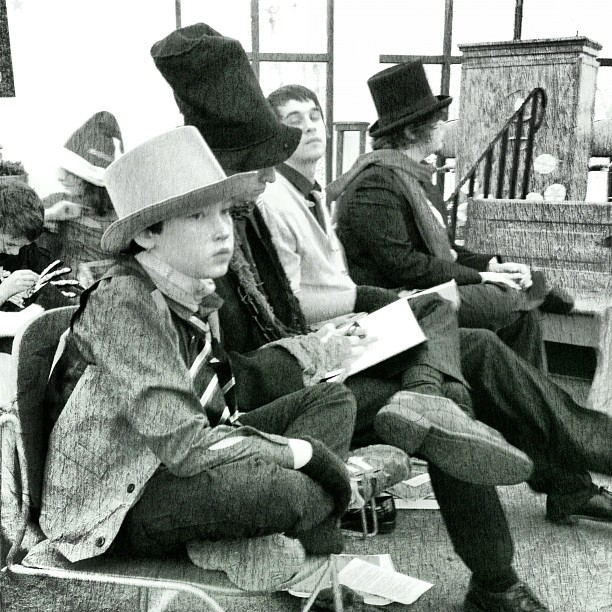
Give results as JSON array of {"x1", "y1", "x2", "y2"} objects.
[
  {"x1": 332, "y1": 60, "x2": 573, "y2": 370},
  {"x1": 0, "y1": 181, "x2": 74, "y2": 343},
  {"x1": 43, "y1": 111, "x2": 123, "y2": 288}
]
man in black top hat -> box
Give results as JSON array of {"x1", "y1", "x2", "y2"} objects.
[
  {"x1": 150, "y1": 25, "x2": 612, "y2": 612},
  {"x1": 332, "y1": 59, "x2": 573, "y2": 371}
]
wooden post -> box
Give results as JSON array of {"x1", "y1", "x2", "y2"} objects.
[
  {"x1": 458, "y1": 37, "x2": 602, "y2": 201},
  {"x1": 0, "y1": 0, "x2": 15, "y2": 97}
]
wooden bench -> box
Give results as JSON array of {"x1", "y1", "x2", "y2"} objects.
[{"x1": 464, "y1": 198, "x2": 612, "y2": 414}]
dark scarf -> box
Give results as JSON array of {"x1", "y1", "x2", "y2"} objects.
[
  {"x1": 328, "y1": 149, "x2": 454, "y2": 261},
  {"x1": 229, "y1": 205, "x2": 308, "y2": 343}
]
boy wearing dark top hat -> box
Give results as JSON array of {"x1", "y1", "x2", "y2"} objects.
[{"x1": 150, "y1": 26, "x2": 612, "y2": 612}]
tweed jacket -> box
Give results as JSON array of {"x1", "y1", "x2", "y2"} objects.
[
  {"x1": 40, "y1": 260, "x2": 294, "y2": 563},
  {"x1": 335, "y1": 164, "x2": 495, "y2": 290},
  {"x1": 259, "y1": 173, "x2": 357, "y2": 324}
]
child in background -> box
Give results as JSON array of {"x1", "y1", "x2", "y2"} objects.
[
  {"x1": 0, "y1": 181, "x2": 75, "y2": 351},
  {"x1": 43, "y1": 111, "x2": 122, "y2": 288}
]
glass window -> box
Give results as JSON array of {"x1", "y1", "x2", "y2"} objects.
[
  {"x1": 259, "y1": 0, "x2": 328, "y2": 54},
  {"x1": 447, "y1": 63, "x2": 462, "y2": 121},
  {"x1": 595, "y1": 66, "x2": 612, "y2": 121},
  {"x1": 259, "y1": 61, "x2": 327, "y2": 104},
  {"x1": 376, "y1": 0, "x2": 446, "y2": 56},
  {"x1": 452, "y1": 0, "x2": 515, "y2": 54},
  {"x1": 180, "y1": 0, "x2": 252, "y2": 50},
  {"x1": 521, "y1": 0, "x2": 612, "y2": 56}
]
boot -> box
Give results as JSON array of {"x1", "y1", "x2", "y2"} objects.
[{"x1": 374, "y1": 391, "x2": 533, "y2": 486}]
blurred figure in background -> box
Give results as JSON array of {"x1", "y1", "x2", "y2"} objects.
[{"x1": 43, "y1": 111, "x2": 123, "y2": 288}]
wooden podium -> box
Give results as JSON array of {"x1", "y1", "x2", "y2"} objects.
[{"x1": 457, "y1": 37, "x2": 602, "y2": 201}]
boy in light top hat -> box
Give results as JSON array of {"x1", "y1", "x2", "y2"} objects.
[{"x1": 37, "y1": 126, "x2": 357, "y2": 578}]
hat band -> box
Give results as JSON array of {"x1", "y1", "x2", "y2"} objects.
[
  {"x1": 59, "y1": 148, "x2": 106, "y2": 187},
  {"x1": 377, "y1": 94, "x2": 439, "y2": 126}
]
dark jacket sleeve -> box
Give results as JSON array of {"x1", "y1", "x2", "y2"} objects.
[
  {"x1": 336, "y1": 167, "x2": 483, "y2": 289},
  {"x1": 453, "y1": 244, "x2": 497, "y2": 271}
]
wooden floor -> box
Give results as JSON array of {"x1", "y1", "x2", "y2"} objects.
[{"x1": 2, "y1": 475, "x2": 611, "y2": 611}]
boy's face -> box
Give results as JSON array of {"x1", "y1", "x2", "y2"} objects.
[
  {"x1": 0, "y1": 231, "x2": 31, "y2": 256},
  {"x1": 142, "y1": 200, "x2": 234, "y2": 279},
  {"x1": 276, "y1": 99, "x2": 326, "y2": 166}
]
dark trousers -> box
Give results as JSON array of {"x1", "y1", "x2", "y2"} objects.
[
  {"x1": 112, "y1": 383, "x2": 356, "y2": 557},
  {"x1": 459, "y1": 328, "x2": 612, "y2": 492},
  {"x1": 346, "y1": 372, "x2": 517, "y2": 587},
  {"x1": 349, "y1": 326, "x2": 612, "y2": 587},
  {"x1": 458, "y1": 283, "x2": 545, "y2": 369}
]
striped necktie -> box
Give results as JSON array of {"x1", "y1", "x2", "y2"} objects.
[{"x1": 188, "y1": 315, "x2": 239, "y2": 426}]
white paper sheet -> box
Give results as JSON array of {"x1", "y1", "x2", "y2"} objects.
[
  {"x1": 338, "y1": 558, "x2": 433, "y2": 605},
  {"x1": 324, "y1": 298, "x2": 427, "y2": 381}
]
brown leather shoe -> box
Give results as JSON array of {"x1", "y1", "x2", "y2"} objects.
[
  {"x1": 374, "y1": 392, "x2": 534, "y2": 486},
  {"x1": 547, "y1": 485, "x2": 612, "y2": 525},
  {"x1": 464, "y1": 580, "x2": 549, "y2": 611}
]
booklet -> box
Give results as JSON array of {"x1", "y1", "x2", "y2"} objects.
[
  {"x1": 288, "y1": 553, "x2": 433, "y2": 606},
  {"x1": 323, "y1": 298, "x2": 427, "y2": 381}
]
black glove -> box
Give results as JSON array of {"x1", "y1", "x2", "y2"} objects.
[
  {"x1": 298, "y1": 435, "x2": 352, "y2": 517},
  {"x1": 354, "y1": 285, "x2": 398, "y2": 313}
]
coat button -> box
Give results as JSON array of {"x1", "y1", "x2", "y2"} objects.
[
  {"x1": 95, "y1": 537, "x2": 106, "y2": 548},
  {"x1": 127, "y1": 483, "x2": 135, "y2": 493}
]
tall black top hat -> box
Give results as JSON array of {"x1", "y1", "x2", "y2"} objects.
[
  {"x1": 151, "y1": 23, "x2": 301, "y2": 173},
  {"x1": 368, "y1": 60, "x2": 452, "y2": 138}
]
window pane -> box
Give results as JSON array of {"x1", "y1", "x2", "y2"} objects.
[
  {"x1": 259, "y1": 0, "x2": 327, "y2": 54},
  {"x1": 376, "y1": 0, "x2": 446, "y2": 56},
  {"x1": 452, "y1": 0, "x2": 515, "y2": 54},
  {"x1": 180, "y1": 0, "x2": 252, "y2": 51},
  {"x1": 447, "y1": 63, "x2": 462, "y2": 121},
  {"x1": 595, "y1": 66, "x2": 612, "y2": 121},
  {"x1": 521, "y1": 0, "x2": 612, "y2": 57},
  {"x1": 259, "y1": 61, "x2": 327, "y2": 104}
]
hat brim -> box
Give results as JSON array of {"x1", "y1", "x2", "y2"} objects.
[
  {"x1": 100, "y1": 171, "x2": 258, "y2": 254},
  {"x1": 212, "y1": 123, "x2": 302, "y2": 173},
  {"x1": 369, "y1": 96, "x2": 453, "y2": 138}
]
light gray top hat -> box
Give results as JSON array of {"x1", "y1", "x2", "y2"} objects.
[{"x1": 101, "y1": 126, "x2": 257, "y2": 253}]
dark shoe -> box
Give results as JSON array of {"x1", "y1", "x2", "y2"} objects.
[
  {"x1": 374, "y1": 392, "x2": 534, "y2": 486},
  {"x1": 539, "y1": 287, "x2": 575, "y2": 314},
  {"x1": 341, "y1": 493, "x2": 397, "y2": 535},
  {"x1": 547, "y1": 485, "x2": 612, "y2": 525},
  {"x1": 464, "y1": 580, "x2": 549, "y2": 611}
]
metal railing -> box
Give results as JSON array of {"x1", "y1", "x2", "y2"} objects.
[{"x1": 447, "y1": 87, "x2": 547, "y2": 241}]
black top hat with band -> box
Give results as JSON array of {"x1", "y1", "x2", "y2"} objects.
[
  {"x1": 368, "y1": 60, "x2": 452, "y2": 138},
  {"x1": 151, "y1": 23, "x2": 301, "y2": 173},
  {"x1": 60, "y1": 112, "x2": 124, "y2": 186}
]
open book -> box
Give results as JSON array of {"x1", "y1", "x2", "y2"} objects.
[{"x1": 324, "y1": 298, "x2": 427, "y2": 381}]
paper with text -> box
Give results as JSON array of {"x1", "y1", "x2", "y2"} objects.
[{"x1": 338, "y1": 558, "x2": 433, "y2": 605}]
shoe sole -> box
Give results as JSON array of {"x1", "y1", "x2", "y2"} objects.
[{"x1": 375, "y1": 399, "x2": 533, "y2": 486}]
